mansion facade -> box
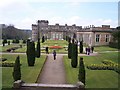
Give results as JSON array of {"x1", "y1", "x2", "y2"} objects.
[{"x1": 32, "y1": 20, "x2": 115, "y2": 46}]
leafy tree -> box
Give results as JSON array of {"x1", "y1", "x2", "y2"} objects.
[
  {"x1": 80, "y1": 41, "x2": 83, "y2": 53},
  {"x1": 13, "y1": 56, "x2": 21, "y2": 81},
  {"x1": 26, "y1": 40, "x2": 36, "y2": 66},
  {"x1": 78, "y1": 57, "x2": 86, "y2": 85},
  {"x1": 110, "y1": 26, "x2": 120, "y2": 49},
  {"x1": 36, "y1": 38, "x2": 41, "y2": 58},
  {"x1": 71, "y1": 42, "x2": 78, "y2": 68},
  {"x1": 68, "y1": 42, "x2": 72, "y2": 59},
  {"x1": 2, "y1": 24, "x2": 31, "y2": 40},
  {"x1": 112, "y1": 27, "x2": 120, "y2": 42}
]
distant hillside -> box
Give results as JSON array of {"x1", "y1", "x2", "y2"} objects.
[{"x1": 1, "y1": 24, "x2": 32, "y2": 40}]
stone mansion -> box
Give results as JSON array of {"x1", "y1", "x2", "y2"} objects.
[{"x1": 32, "y1": 20, "x2": 115, "y2": 46}]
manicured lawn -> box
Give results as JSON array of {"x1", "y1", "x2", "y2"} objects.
[
  {"x1": 15, "y1": 40, "x2": 68, "y2": 53},
  {"x1": 15, "y1": 45, "x2": 26, "y2": 53},
  {"x1": 94, "y1": 46, "x2": 118, "y2": 52},
  {"x1": 41, "y1": 40, "x2": 68, "y2": 53},
  {"x1": 0, "y1": 44, "x2": 26, "y2": 52},
  {"x1": 41, "y1": 40, "x2": 68, "y2": 47},
  {"x1": 63, "y1": 52, "x2": 119, "y2": 88},
  {"x1": 1, "y1": 40, "x2": 68, "y2": 53},
  {"x1": 2, "y1": 54, "x2": 46, "y2": 88}
]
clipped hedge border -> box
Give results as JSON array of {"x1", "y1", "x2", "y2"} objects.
[
  {"x1": 87, "y1": 60, "x2": 120, "y2": 74},
  {"x1": 102, "y1": 60, "x2": 116, "y2": 65},
  {"x1": 0, "y1": 58, "x2": 7, "y2": 62},
  {"x1": 0, "y1": 62, "x2": 22, "y2": 67},
  {"x1": 0, "y1": 62, "x2": 15, "y2": 67}
]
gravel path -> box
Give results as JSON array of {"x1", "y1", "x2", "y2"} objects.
[{"x1": 37, "y1": 54, "x2": 66, "y2": 84}]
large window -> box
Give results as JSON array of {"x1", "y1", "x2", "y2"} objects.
[
  {"x1": 52, "y1": 33, "x2": 55, "y2": 39},
  {"x1": 105, "y1": 34, "x2": 109, "y2": 42},
  {"x1": 96, "y1": 34, "x2": 100, "y2": 42}
]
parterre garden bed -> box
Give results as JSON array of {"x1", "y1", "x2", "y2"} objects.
[
  {"x1": 63, "y1": 52, "x2": 119, "y2": 88},
  {"x1": 2, "y1": 54, "x2": 46, "y2": 88}
]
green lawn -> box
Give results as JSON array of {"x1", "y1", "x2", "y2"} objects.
[
  {"x1": 0, "y1": 44, "x2": 26, "y2": 52},
  {"x1": 2, "y1": 54, "x2": 46, "y2": 88},
  {"x1": 94, "y1": 46, "x2": 118, "y2": 52},
  {"x1": 41, "y1": 40, "x2": 68, "y2": 46},
  {"x1": 63, "y1": 52, "x2": 119, "y2": 88},
  {"x1": 12, "y1": 40, "x2": 68, "y2": 53},
  {"x1": 15, "y1": 45, "x2": 27, "y2": 53},
  {"x1": 41, "y1": 40, "x2": 68, "y2": 53}
]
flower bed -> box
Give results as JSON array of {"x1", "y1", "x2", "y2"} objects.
[
  {"x1": 87, "y1": 60, "x2": 120, "y2": 74},
  {"x1": 49, "y1": 46, "x2": 62, "y2": 49}
]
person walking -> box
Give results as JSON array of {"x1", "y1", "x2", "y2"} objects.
[
  {"x1": 85, "y1": 47, "x2": 88, "y2": 54},
  {"x1": 91, "y1": 46, "x2": 94, "y2": 53},
  {"x1": 53, "y1": 50, "x2": 56, "y2": 60},
  {"x1": 87, "y1": 47, "x2": 90, "y2": 55}
]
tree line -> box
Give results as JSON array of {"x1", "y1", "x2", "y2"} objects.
[{"x1": 2, "y1": 25, "x2": 31, "y2": 40}]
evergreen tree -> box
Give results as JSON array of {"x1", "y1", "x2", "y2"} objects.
[
  {"x1": 8, "y1": 41, "x2": 10, "y2": 45},
  {"x1": 80, "y1": 41, "x2": 83, "y2": 53},
  {"x1": 42, "y1": 36, "x2": 45, "y2": 43},
  {"x1": 72, "y1": 38, "x2": 74, "y2": 43},
  {"x1": 66, "y1": 36, "x2": 68, "y2": 41},
  {"x1": 13, "y1": 56, "x2": 21, "y2": 81},
  {"x1": 2, "y1": 41, "x2": 5, "y2": 46},
  {"x1": 3, "y1": 39, "x2": 7, "y2": 43},
  {"x1": 68, "y1": 42, "x2": 72, "y2": 59},
  {"x1": 26, "y1": 40, "x2": 36, "y2": 66},
  {"x1": 68, "y1": 37, "x2": 71, "y2": 43},
  {"x1": 23, "y1": 40, "x2": 26, "y2": 43},
  {"x1": 2, "y1": 39, "x2": 7, "y2": 46},
  {"x1": 71, "y1": 42, "x2": 78, "y2": 68},
  {"x1": 78, "y1": 57, "x2": 86, "y2": 85},
  {"x1": 36, "y1": 38, "x2": 41, "y2": 58}
]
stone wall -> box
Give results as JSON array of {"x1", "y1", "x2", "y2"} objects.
[{"x1": 13, "y1": 81, "x2": 85, "y2": 90}]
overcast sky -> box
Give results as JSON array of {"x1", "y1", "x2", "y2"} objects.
[{"x1": 0, "y1": 0, "x2": 119, "y2": 29}]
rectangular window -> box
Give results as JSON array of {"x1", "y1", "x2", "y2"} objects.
[
  {"x1": 96, "y1": 34, "x2": 100, "y2": 42},
  {"x1": 105, "y1": 34, "x2": 109, "y2": 42},
  {"x1": 53, "y1": 33, "x2": 55, "y2": 39}
]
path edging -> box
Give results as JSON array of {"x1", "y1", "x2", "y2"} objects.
[{"x1": 35, "y1": 55, "x2": 48, "y2": 83}]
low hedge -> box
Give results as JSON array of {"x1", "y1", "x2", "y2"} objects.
[
  {"x1": 87, "y1": 60, "x2": 120, "y2": 74},
  {"x1": 0, "y1": 58, "x2": 7, "y2": 62},
  {"x1": 102, "y1": 60, "x2": 116, "y2": 65},
  {"x1": 6, "y1": 47, "x2": 20, "y2": 52},
  {"x1": 0, "y1": 62, "x2": 15, "y2": 67}
]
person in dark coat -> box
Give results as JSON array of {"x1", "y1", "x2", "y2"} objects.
[
  {"x1": 45, "y1": 47, "x2": 49, "y2": 54},
  {"x1": 91, "y1": 46, "x2": 94, "y2": 53},
  {"x1": 85, "y1": 47, "x2": 88, "y2": 54},
  {"x1": 87, "y1": 47, "x2": 90, "y2": 55},
  {"x1": 53, "y1": 50, "x2": 56, "y2": 60}
]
